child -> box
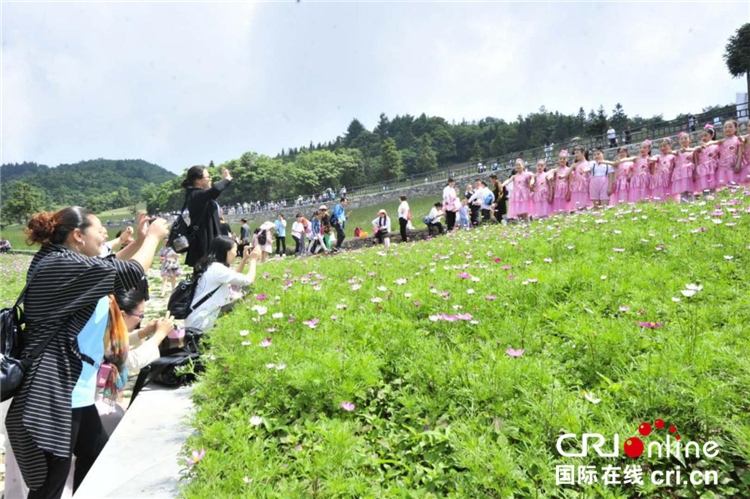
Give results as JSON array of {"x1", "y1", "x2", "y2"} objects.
[
  {"x1": 458, "y1": 198, "x2": 471, "y2": 229},
  {"x1": 740, "y1": 123, "x2": 750, "y2": 185},
  {"x1": 650, "y1": 138, "x2": 675, "y2": 203},
  {"x1": 371, "y1": 209, "x2": 391, "y2": 249},
  {"x1": 588, "y1": 149, "x2": 614, "y2": 208},
  {"x1": 503, "y1": 159, "x2": 534, "y2": 222},
  {"x1": 256, "y1": 222, "x2": 274, "y2": 262},
  {"x1": 693, "y1": 125, "x2": 719, "y2": 194},
  {"x1": 708, "y1": 119, "x2": 743, "y2": 189},
  {"x1": 619, "y1": 140, "x2": 656, "y2": 203},
  {"x1": 532, "y1": 159, "x2": 553, "y2": 218},
  {"x1": 549, "y1": 150, "x2": 571, "y2": 214},
  {"x1": 158, "y1": 238, "x2": 182, "y2": 297},
  {"x1": 671, "y1": 132, "x2": 696, "y2": 202},
  {"x1": 608, "y1": 147, "x2": 632, "y2": 205},
  {"x1": 568, "y1": 146, "x2": 592, "y2": 210}
]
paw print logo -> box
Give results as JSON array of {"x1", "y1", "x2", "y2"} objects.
[{"x1": 623, "y1": 419, "x2": 679, "y2": 458}]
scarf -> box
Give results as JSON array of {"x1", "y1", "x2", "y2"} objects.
[{"x1": 100, "y1": 295, "x2": 130, "y2": 401}]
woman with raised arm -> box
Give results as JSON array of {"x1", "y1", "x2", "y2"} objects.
[{"x1": 181, "y1": 165, "x2": 233, "y2": 269}]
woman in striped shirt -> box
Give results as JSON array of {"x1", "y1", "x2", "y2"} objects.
[{"x1": 6, "y1": 207, "x2": 167, "y2": 498}]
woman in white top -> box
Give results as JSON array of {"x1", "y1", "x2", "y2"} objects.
[
  {"x1": 397, "y1": 195, "x2": 410, "y2": 242},
  {"x1": 186, "y1": 235, "x2": 261, "y2": 332},
  {"x1": 427, "y1": 202, "x2": 445, "y2": 235},
  {"x1": 442, "y1": 178, "x2": 458, "y2": 232},
  {"x1": 371, "y1": 209, "x2": 392, "y2": 249}
]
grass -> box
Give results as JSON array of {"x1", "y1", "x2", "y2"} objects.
[
  {"x1": 181, "y1": 189, "x2": 750, "y2": 497},
  {"x1": 0, "y1": 253, "x2": 33, "y2": 308}
]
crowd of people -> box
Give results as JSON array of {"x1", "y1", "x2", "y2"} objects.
[{"x1": 2, "y1": 117, "x2": 748, "y2": 498}]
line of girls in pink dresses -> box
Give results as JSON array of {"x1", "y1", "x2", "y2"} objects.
[{"x1": 504, "y1": 120, "x2": 750, "y2": 221}]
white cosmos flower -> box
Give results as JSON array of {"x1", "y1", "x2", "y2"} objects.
[
  {"x1": 249, "y1": 416, "x2": 264, "y2": 426},
  {"x1": 685, "y1": 284, "x2": 703, "y2": 291}
]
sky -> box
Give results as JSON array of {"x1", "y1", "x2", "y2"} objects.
[{"x1": 3, "y1": 1, "x2": 749, "y2": 174}]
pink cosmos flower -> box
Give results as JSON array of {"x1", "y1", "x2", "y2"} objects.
[
  {"x1": 303, "y1": 319, "x2": 319, "y2": 329},
  {"x1": 457, "y1": 273, "x2": 471, "y2": 279},
  {"x1": 413, "y1": 302, "x2": 421, "y2": 307},
  {"x1": 492, "y1": 258, "x2": 502, "y2": 263},
  {"x1": 528, "y1": 278, "x2": 538, "y2": 283},
  {"x1": 267, "y1": 327, "x2": 276, "y2": 333},
  {"x1": 351, "y1": 284, "x2": 361, "y2": 291},
  {"x1": 636, "y1": 322, "x2": 663, "y2": 328},
  {"x1": 508, "y1": 275, "x2": 515, "y2": 280},
  {"x1": 288, "y1": 316, "x2": 295, "y2": 323},
  {"x1": 505, "y1": 349, "x2": 525, "y2": 357},
  {"x1": 256, "y1": 294, "x2": 267, "y2": 301},
  {"x1": 501, "y1": 265, "x2": 512, "y2": 270},
  {"x1": 456, "y1": 313, "x2": 473, "y2": 320},
  {"x1": 259, "y1": 338, "x2": 272, "y2": 348},
  {"x1": 186, "y1": 448, "x2": 206, "y2": 467},
  {"x1": 330, "y1": 315, "x2": 338, "y2": 320},
  {"x1": 348, "y1": 278, "x2": 358, "y2": 284},
  {"x1": 371, "y1": 297, "x2": 383, "y2": 303},
  {"x1": 341, "y1": 401, "x2": 356, "y2": 411},
  {"x1": 619, "y1": 306, "x2": 630, "y2": 312},
  {"x1": 486, "y1": 295, "x2": 497, "y2": 301}
]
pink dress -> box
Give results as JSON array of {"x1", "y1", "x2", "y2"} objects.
[
  {"x1": 739, "y1": 136, "x2": 750, "y2": 185},
  {"x1": 508, "y1": 172, "x2": 533, "y2": 218},
  {"x1": 532, "y1": 172, "x2": 552, "y2": 218},
  {"x1": 671, "y1": 151, "x2": 694, "y2": 195},
  {"x1": 609, "y1": 161, "x2": 632, "y2": 205},
  {"x1": 649, "y1": 153, "x2": 674, "y2": 202},
  {"x1": 568, "y1": 162, "x2": 591, "y2": 210},
  {"x1": 551, "y1": 166, "x2": 571, "y2": 213},
  {"x1": 716, "y1": 135, "x2": 741, "y2": 188},
  {"x1": 694, "y1": 144, "x2": 718, "y2": 192},
  {"x1": 628, "y1": 157, "x2": 651, "y2": 203}
]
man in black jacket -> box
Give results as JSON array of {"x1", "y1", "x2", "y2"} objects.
[{"x1": 182, "y1": 165, "x2": 232, "y2": 268}]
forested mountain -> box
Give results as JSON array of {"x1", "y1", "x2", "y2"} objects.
[{"x1": 1, "y1": 159, "x2": 176, "y2": 213}]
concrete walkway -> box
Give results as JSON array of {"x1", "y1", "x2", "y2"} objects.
[{"x1": 73, "y1": 385, "x2": 194, "y2": 499}]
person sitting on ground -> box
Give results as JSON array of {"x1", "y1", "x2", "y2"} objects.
[
  {"x1": 371, "y1": 209, "x2": 392, "y2": 249},
  {"x1": 185, "y1": 236, "x2": 261, "y2": 332},
  {"x1": 426, "y1": 202, "x2": 445, "y2": 235},
  {"x1": 0, "y1": 237, "x2": 11, "y2": 253}
]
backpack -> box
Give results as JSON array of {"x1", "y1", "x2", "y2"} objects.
[
  {"x1": 257, "y1": 230, "x2": 267, "y2": 246},
  {"x1": 484, "y1": 192, "x2": 495, "y2": 205},
  {"x1": 167, "y1": 277, "x2": 221, "y2": 320},
  {"x1": 0, "y1": 259, "x2": 63, "y2": 401},
  {"x1": 167, "y1": 192, "x2": 212, "y2": 253}
]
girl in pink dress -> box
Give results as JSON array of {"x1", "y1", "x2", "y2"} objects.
[
  {"x1": 504, "y1": 159, "x2": 534, "y2": 222},
  {"x1": 712, "y1": 120, "x2": 743, "y2": 188},
  {"x1": 649, "y1": 138, "x2": 675, "y2": 203},
  {"x1": 693, "y1": 125, "x2": 718, "y2": 194},
  {"x1": 608, "y1": 148, "x2": 632, "y2": 205},
  {"x1": 671, "y1": 132, "x2": 695, "y2": 202},
  {"x1": 589, "y1": 149, "x2": 614, "y2": 208},
  {"x1": 550, "y1": 150, "x2": 572, "y2": 214},
  {"x1": 532, "y1": 159, "x2": 553, "y2": 219},
  {"x1": 568, "y1": 146, "x2": 592, "y2": 210},
  {"x1": 620, "y1": 140, "x2": 655, "y2": 203}
]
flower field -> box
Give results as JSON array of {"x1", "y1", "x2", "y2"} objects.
[{"x1": 186, "y1": 191, "x2": 750, "y2": 497}]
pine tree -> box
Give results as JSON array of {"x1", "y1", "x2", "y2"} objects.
[
  {"x1": 611, "y1": 103, "x2": 628, "y2": 131},
  {"x1": 416, "y1": 134, "x2": 438, "y2": 172},
  {"x1": 470, "y1": 140, "x2": 485, "y2": 162},
  {"x1": 380, "y1": 138, "x2": 403, "y2": 180},
  {"x1": 374, "y1": 113, "x2": 390, "y2": 139},
  {"x1": 724, "y1": 23, "x2": 750, "y2": 100}
]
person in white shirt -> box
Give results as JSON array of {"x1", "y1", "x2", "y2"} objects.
[
  {"x1": 291, "y1": 214, "x2": 305, "y2": 255},
  {"x1": 371, "y1": 209, "x2": 392, "y2": 249},
  {"x1": 397, "y1": 195, "x2": 410, "y2": 242},
  {"x1": 426, "y1": 202, "x2": 445, "y2": 235},
  {"x1": 186, "y1": 235, "x2": 261, "y2": 332},
  {"x1": 442, "y1": 178, "x2": 459, "y2": 231},
  {"x1": 468, "y1": 181, "x2": 494, "y2": 224},
  {"x1": 607, "y1": 127, "x2": 617, "y2": 148}
]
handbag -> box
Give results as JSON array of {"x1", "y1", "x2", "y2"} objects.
[{"x1": 0, "y1": 259, "x2": 63, "y2": 401}]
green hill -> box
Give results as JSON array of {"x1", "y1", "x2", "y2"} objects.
[{"x1": 0, "y1": 159, "x2": 176, "y2": 211}]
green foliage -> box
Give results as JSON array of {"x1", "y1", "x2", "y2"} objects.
[
  {"x1": 724, "y1": 23, "x2": 750, "y2": 98},
  {"x1": 0, "y1": 181, "x2": 46, "y2": 228},
  {"x1": 380, "y1": 138, "x2": 403, "y2": 180},
  {"x1": 0, "y1": 159, "x2": 175, "y2": 211},
  {"x1": 183, "y1": 191, "x2": 750, "y2": 498},
  {"x1": 415, "y1": 134, "x2": 438, "y2": 173}
]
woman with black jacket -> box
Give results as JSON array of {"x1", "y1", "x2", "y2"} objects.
[{"x1": 182, "y1": 165, "x2": 233, "y2": 268}]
